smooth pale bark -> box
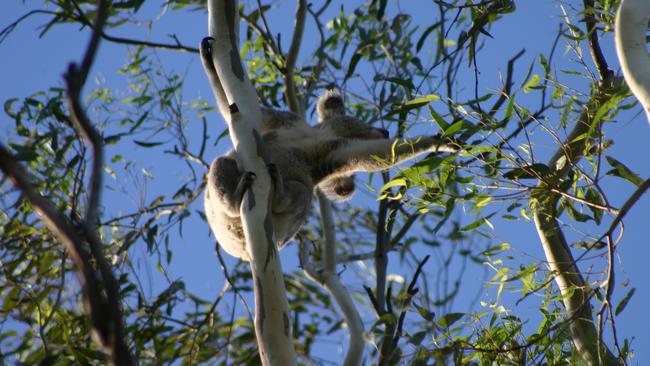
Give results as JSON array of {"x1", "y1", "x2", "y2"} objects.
[
  {"x1": 615, "y1": 0, "x2": 650, "y2": 123},
  {"x1": 206, "y1": 1, "x2": 297, "y2": 364}
]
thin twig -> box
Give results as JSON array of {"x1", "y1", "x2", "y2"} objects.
[
  {"x1": 101, "y1": 32, "x2": 198, "y2": 53},
  {"x1": 389, "y1": 212, "x2": 420, "y2": 248},
  {"x1": 597, "y1": 177, "x2": 650, "y2": 243},
  {"x1": 0, "y1": 10, "x2": 58, "y2": 42}
]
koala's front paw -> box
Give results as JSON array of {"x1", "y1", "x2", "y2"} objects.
[
  {"x1": 200, "y1": 37, "x2": 214, "y2": 55},
  {"x1": 200, "y1": 37, "x2": 216, "y2": 71}
]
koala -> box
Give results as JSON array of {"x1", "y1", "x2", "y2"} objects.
[
  {"x1": 314, "y1": 90, "x2": 388, "y2": 201},
  {"x1": 200, "y1": 37, "x2": 459, "y2": 260}
]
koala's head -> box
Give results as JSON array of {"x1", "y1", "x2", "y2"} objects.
[{"x1": 316, "y1": 90, "x2": 389, "y2": 140}]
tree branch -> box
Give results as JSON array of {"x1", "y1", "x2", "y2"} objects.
[
  {"x1": 315, "y1": 192, "x2": 365, "y2": 366},
  {"x1": 205, "y1": 1, "x2": 297, "y2": 364},
  {"x1": 533, "y1": 77, "x2": 621, "y2": 365},
  {"x1": 583, "y1": 0, "x2": 611, "y2": 81},
  {"x1": 597, "y1": 177, "x2": 650, "y2": 243},
  {"x1": 101, "y1": 31, "x2": 198, "y2": 53},
  {"x1": 284, "y1": 0, "x2": 307, "y2": 114}
]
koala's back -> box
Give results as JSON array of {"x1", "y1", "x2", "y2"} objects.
[{"x1": 262, "y1": 121, "x2": 351, "y2": 184}]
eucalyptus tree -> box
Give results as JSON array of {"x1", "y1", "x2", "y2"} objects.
[{"x1": 0, "y1": 0, "x2": 646, "y2": 364}]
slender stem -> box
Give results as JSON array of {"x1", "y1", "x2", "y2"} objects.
[{"x1": 284, "y1": 0, "x2": 307, "y2": 114}]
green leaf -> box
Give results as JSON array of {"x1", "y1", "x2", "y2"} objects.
[
  {"x1": 384, "y1": 77, "x2": 414, "y2": 89},
  {"x1": 523, "y1": 73, "x2": 541, "y2": 93},
  {"x1": 585, "y1": 188, "x2": 604, "y2": 224},
  {"x1": 458, "y1": 213, "x2": 495, "y2": 232},
  {"x1": 4, "y1": 98, "x2": 18, "y2": 118},
  {"x1": 436, "y1": 312, "x2": 464, "y2": 328},
  {"x1": 416, "y1": 24, "x2": 437, "y2": 52},
  {"x1": 345, "y1": 53, "x2": 362, "y2": 80},
  {"x1": 380, "y1": 178, "x2": 407, "y2": 192},
  {"x1": 475, "y1": 195, "x2": 492, "y2": 208},
  {"x1": 414, "y1": 303, "x2": 435, "y2": 322},
  {"x1": 429, "y1": 107, "x2": 448, "y2": 130},
  {"x1": 134, "y1": 140, "x2": 164, "y2": 148},
  {"x1": 405, "y1": 94, "x2": 440, "y2": 107},
  {"x1": 605, "y1": 156, "x2": 644, "y2": 187},
  {"x1": 409, "y1": 331, "x2": 427, "y2": 346},
  {"x1": 443, "y1": 120, "x2": 464, "y2": 136},
  {"x1": 615, "y1": 288, "x2": 636, "y2": 316},
  {"x1": 480, "y1": 242, "x2": 510, "y2": 256}
]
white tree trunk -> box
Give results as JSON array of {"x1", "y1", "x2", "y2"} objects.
[
  {"x1": 317, "y1": 194, "x2": 365, "y2": 366},
  {"x1": 615, "y1": 0, "x2": 650, "y2": 123},
  {"x1": 206, "y1": 1, "x2": 297, "y2": 364}
]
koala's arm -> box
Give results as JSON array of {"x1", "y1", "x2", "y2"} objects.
[{"x1": 323, "y1": 137, "x2": 459, "y2": 176}]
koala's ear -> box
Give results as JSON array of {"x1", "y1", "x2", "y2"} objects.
[{"x1": 317, "y1": 90, "x2": 345, "y2": 121}]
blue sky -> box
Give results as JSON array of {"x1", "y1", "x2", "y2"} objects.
[{"x1": 1, "y1": 1, "x2": 649, "y2": 363}]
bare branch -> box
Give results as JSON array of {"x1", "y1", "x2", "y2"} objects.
[
  {"x1": 304, "y1": 5, "x2": 328, "y2": 103},
  {"x1": 284, "y1": 0, "x2": 307, "y2": 114},
  {"x1": 0, "y1": 10, "x2": 58, "y2": 43},
  {"x1": 101, "y1": 32, "x2": 198, "y2": 53},
  {"x1": 389, "y1": 212, "x2": 420, "y2": 248}
]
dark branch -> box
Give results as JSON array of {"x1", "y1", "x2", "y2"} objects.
[
  {"x1": 583, "y1": 0, "x2": 610, "y2": 80},
  {"x1": 598, "y1": 178, "x2": 650, "y2": 243}
]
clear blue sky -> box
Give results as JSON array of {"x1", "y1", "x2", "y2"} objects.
[{"x1": 1, "y1": 1, "x2": 648, "y2": 363}]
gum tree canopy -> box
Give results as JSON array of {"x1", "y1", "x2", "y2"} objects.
[{"x1": 0, "y1": 0, "x2": 648, "y2": 365}]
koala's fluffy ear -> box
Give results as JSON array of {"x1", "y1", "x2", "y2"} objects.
[{"x1": 317, "y1": 90, "x2": 346, "y2": 121}]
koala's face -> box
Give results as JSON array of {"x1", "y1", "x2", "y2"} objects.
[
  {"x1": 316, "y1": 90, "x2": 388, "y2": 140},
  {"x1": 317, "y1": 115, "x2": 389, "y2": 140}
]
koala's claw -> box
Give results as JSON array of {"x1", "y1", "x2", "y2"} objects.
[
  {"x1": 234, "y1": 171, "x2": 256, "y2": 203},
  {"x1": 201, "y1": 37, "x2": 214, "y2": 54},
  {"x1": 200, "y1": 37, "x2": 216, "y2": 70}
]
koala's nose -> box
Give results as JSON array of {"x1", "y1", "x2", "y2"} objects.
[{"x1": 377, "y1": 128, "x2": 389, "y2": 138}]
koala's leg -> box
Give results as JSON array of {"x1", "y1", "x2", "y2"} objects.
[
  {"x1": 275, "y1": 180, "x2": 310, "y2": 211},
  {"x1": 206, "y1": 156, "x2": 255, "y2": 217},
  {"x1": 323, "y1": 137, "x2": 459, "y2": 176},
  {"x1": 266, "y1": 163, "x2": 311, "y2": 214}
]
